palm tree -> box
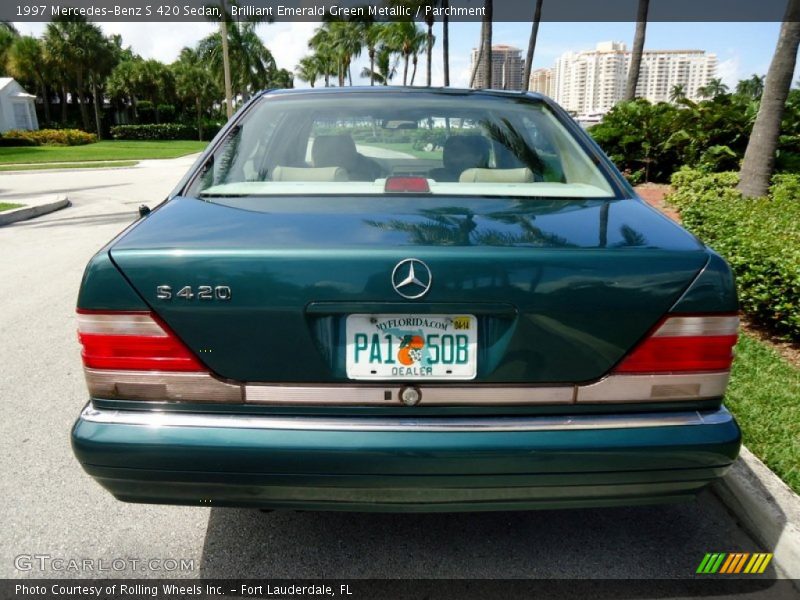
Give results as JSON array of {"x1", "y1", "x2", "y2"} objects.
[
  {"x1": 442, "y1": 0, "x2": 450, "y2": 86},
  {"x1": 0, "y1": 21, "x2": 19, "y2": 75},
  {"x1": 133, "y1": 59, "x2": 174, "y2": 123},
  {"x1": 360, "y1": 46, "x2": 397, "y2": 85},
  {"x1": 625, "y1": 0, "x2": 649, "y2": 101},
  {"x1": 522, "y1": 0, "x2": 544, "y2": 92},
  {"x1": 384, "y1": 21, "x2": 426, "y2": 86},
  {"x1": 410, "y1": 29, "x2": 430, "y2": 86},
  {"x1": 174, "y1": 48, "x2": 220, "y2": 140},
  {"x1": 329, "y1": 21, "x2": 363, "y2": 86},
  {"x1": 736, "y1": 74, "x2": 766, "y2": 100},
  {"x1": 44, "y1": 16, "x2": 104, "y2": 131},
  {"x1": 362, "y1": 21, "x2": 386, "y2": 86},
  {"x1": 480, "y1": 0, "x2": 493, "y2": 88},
  {"x1": 697, "y1": 78, "x2": 729, "y2": 99},
  {"x1": 308, "y1": 27, "x2": 338, "y2": 87},
  {"x1": 296, "y1": 56, "x2": 320, "y2": 88},
  {"x1": 86, "y1": 32, "x2": 118, "y2": 138},
  {"x1": 199, "y1": 22, "x2": 277, "y2": 102},
  {"x1": 219, "y1": 11, "x2": 233, "y2": 118},
  {"x1": 738, "y1": 0, "x2": 800, "y2": 198},
  {"x1": 107, "y1": 58, "x2": 142, "y2": 122},
  {"x1": 669, "y1": 83, "x2": 686, "y2": 103},
  {"x1": 7, "y1": 36, "x2": 52, "y2": 125},
  {"x1": 422, "y1": 1, "x2": 436, "y2": 86}
]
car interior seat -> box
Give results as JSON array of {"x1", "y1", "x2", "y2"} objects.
[
  {"x1": 429, "y1": 135, "x2": 490, "y2": 182},
  {"x1": 311, "y1": 134, "x2": 383, "y2": 182}
]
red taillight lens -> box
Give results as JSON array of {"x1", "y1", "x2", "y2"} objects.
[
  {"x1": 614, "y1": 315, "x2": 739, "y2": 374},
  {"x1": 384, "y1": 176, "x2": 431, "y2": 193},
  {"x1": 77, "y1": 310, "x2": 205, "y2": 372}
]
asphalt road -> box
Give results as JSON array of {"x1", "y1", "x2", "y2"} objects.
[{"x1": 0, "y1": 159, "x2": 796, "y2": 597}]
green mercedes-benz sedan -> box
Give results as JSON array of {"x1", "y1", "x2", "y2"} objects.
[{"x1": 71, "y1": 88, "x2": 741, "y2": 512}]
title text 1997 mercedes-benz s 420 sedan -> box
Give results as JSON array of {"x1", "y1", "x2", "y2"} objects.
[{"x1": 71, "y1": 88, "x2": 741, "y2": 512}]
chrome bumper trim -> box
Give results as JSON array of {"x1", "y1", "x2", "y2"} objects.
[
  {"x1": 245, "y1": 384, "x2": 574, "y2": 405},
  {"x1": 78, "y1": 404, "x2": 733, "y2": 433},
  {"x1": 84, "y1": 369, "x2": 729, "y2": 406}
]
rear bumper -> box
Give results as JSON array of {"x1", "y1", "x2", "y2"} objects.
[{"x1": 71, "y1": 404, "x2": 741, "y2": 512}]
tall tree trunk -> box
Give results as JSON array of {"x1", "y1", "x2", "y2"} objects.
[
  {"x1": 196, "y1": 97, "x2": 203, "y2": 141},
  {"x1": 131, "y1": 95, "x2": 138, "y2": 123},
  {"x1": 469, "y1": 21, "x2": 485, "y2": 88},
  {"x1": 403, "y1": 55, "x2": 409, "y2": 86},
  {"x1": 738, "y1": 0, "x2": 800, "y2": 198},
  {"x1": 91, "y1": 79, "x2": 102, "y2": 139},
  {"x1": 411, "y1": 55, "x2": 418, "y2": 86},
  {"x1": 425, "y1": 19, "x2": 434, "y2": 87},
  {"x1": 220, "y1": 3, "x2": 234, "y2": 119},
  {"x1": 625, "y1": 0, "x2": 649, "y2": 101},
  {"x1": 522, "y1": 0, "x2": 543, "y2": 92},
  {"x1": 40, "y1": 80, "x2": 51, "y2": 126},
  {"x1": 60, "y1": 84, "x2": 68, "y2": 124},
  {"x1": 442, "y1": 0, "x2": 450, "y2": 86},
  {"x1": 481, "y1": 0, "x2": 493, "y2": 89},
  {"x1": 76, "y1": 71, "x2": 90, "y2": 131},
  {"x1": 369, "y1": 48, "x2": 375, "y2": 86}
]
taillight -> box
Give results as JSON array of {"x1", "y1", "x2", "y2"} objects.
[
  {"x1": 77, "y1": 310, "x2": 205, "y2": 372},
  {"x1": 614, "y1": 314, "x2": 739, "y2": 374},
  {"x1": 77, "y1": 310, "x2": 242, "y2": 402},
  {"x1": 384, "y1": 176, "x2": 431, "y2": 193}
]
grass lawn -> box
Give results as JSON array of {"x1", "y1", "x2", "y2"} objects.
[
  {"x1": 0, "y1": 161, "x2": 139, "y2": 172},
  {"x1": 0, "y1": 202, "x2": 23, "y2": 212},
  {"x1": 0, "y1": 140, "x2": 207, "y2": 165},
  {"x1": 727, "y1": 333, "x2": 800, "y2": 493}
]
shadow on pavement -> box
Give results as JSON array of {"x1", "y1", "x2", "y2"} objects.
[
  {"x1": 8, "y1": 211, "x2": 136, "y2": 229},
  {"x1": 198, "y1": 490, "x2": 778, "y2": 581}
]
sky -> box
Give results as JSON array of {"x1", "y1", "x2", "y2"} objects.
[{"x1": 12, "y1": 20, "x2": 799, "y2": 89}]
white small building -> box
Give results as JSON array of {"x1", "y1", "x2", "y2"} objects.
[{"x1": 0, "y1": 78, "x2": 39, "y2": 133}]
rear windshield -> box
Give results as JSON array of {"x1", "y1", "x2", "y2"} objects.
[{"x1": 188, "y1": 92, "x2": 617, "y2": 199}]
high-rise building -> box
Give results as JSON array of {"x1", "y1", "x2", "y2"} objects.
[
  {"x1": 528, "y1": 68, "x2": 554, "y2": 97},
  {"x1": 470, "y1": 45, "x2": 525, "y2": 91},
  {"x1": 553, "y1": 41, "x2": 717, "y2": 115}
]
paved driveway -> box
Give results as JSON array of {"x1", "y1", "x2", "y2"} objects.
[{"x1": 0, "y1": 159, "x2": 794, "y2": 595}]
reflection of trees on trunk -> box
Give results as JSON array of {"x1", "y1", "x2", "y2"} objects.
[
  {"x1": 599, "y1": 202, "x2": 648, "y2": 247},
  {"x1": 365, "y1": 207, "x2": 477, "y2": 246},
  {"x1": 615, "y1": 224, "x2": 647, "y2": 247},
  {"x1": 481, "y1": 209, "x2": 571, "y2": 247},
  {"x1": 365, "y1": 205, "x2": 574, "y2": 247},
  {"x1": 366, "y1": 202, "x2": 648, "y2": 248}
]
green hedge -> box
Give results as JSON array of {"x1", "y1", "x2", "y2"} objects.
[
  {"x1": 2, "y1": 128, "x2": 97, "y2": 146},
  {"x1": 110, "y1": 123, "x2": 196, "y2": 141},
  {"x1": 668, "y1": 169, "x2": 800, "y2": 339},
  {"x1": 0, "y1": 136, "x2": 37, "y2": 147}
]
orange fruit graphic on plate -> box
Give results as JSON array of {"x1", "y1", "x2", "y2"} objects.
[{"x1": 398, "y1": 335, "x2": 424, "y2": 365}]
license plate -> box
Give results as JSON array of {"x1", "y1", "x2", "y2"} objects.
[{"x1": 345, "y1": 314, "x2": 477, "y2": 380}]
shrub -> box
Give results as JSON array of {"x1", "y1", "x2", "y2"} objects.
[
  {"x1": 0, "y1": 135, "x2": 37, "y2": 147},
  {"x1": 2, "y1": 128, "x2": 97, "y2": 146},
  {"x1": 110, "y1": 123, "x2": 196, "y2": 141},
  {"x1": 667, "y1": 169, "x2": 800, "y2": 339}
]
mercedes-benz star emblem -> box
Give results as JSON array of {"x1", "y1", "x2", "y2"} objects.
[{"x1": 391, "y1": 258, "x2": 432, "y2": 300}]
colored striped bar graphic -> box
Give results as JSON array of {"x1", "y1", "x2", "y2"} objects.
[{"x1": 697, "y1": 553, "x2": 773, "y2": 574}]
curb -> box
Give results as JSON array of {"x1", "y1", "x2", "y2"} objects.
[
  {"x1": 712, "y1": 446, "x2": 800, "y2": 581},
  {"x1": 0, "y1": 197, "x2": 70, "y2": 226}
]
